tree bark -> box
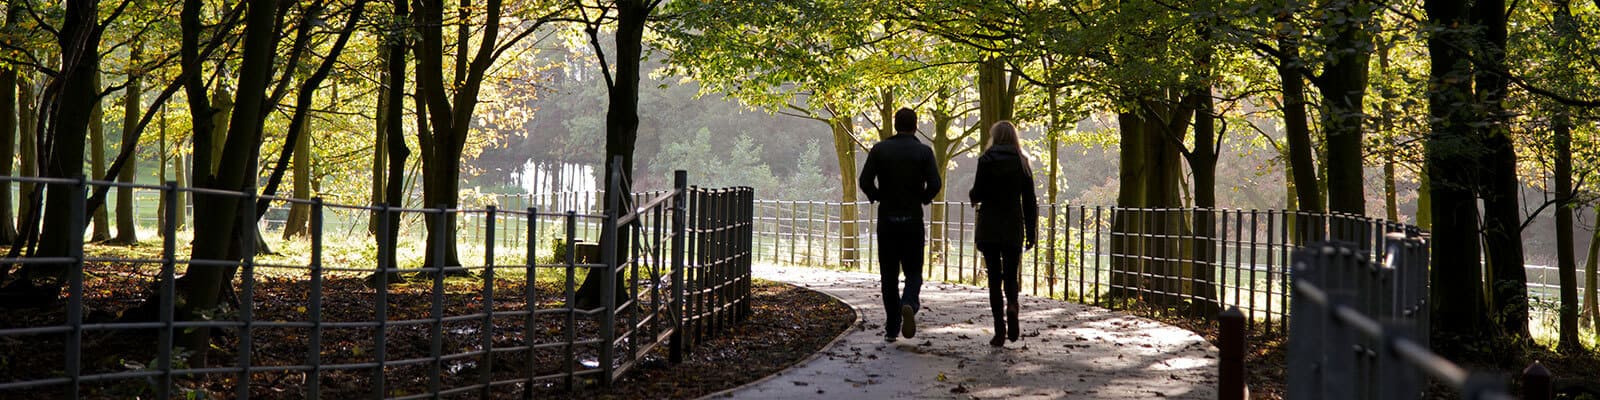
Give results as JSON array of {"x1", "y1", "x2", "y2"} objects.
[
  {"x1": 283, "y1": 125, "x2": 312, "y2": 238},
  {"x1": 581, "y1": 0, "x2": 656, "y2": 307},
  {"x1": 111, "y1": 41, "x2": 143, "y2": 245},
  {"x1": 20, "y1": 0, "x2": 105, "y2": 288},
  {"x1": 832, "y1": 116, "x2": 860, "y2": 266},
  {"x1": 413, "y1": 0, "x2": 507, "y2": 272},
  {"x1": 372, "y1": 0, "x2": 408, "y2": 285},
  {"x1": 1583, "y1": 204, "x2": 1600, "y2": 339},
  {"x1": 977, "y1": 57, "x2": 1015, "y2": 150},
  {"x1": 1425, "y1": 0, "x2": 1490, "y2": 347},
  {"x1": 1277, "y1": 0, "x2": 1322, "y2": 217},
  {"x1": 1318, "y1": 0, "x2": 1373, "y2": 216},
  {"x1": 16, "y1": 73, "x2": 34, "y2": 238},
  {"x1": 174, "y1": 0, "x2": 280, "y2": 362},
  {"x1": 369, "y1": 48, "x2": 390, "y2": 236},
  {"x1": 0, "y1": 14, "x2": 17, "y2": 244},
  {"x1": 1110, "y1": 111, "x2": 1147, "y2": 300},
  {"x1": 90, "y1": 72, "x2": 111, "y2": 242},
  {"x1": 1554, "y1": 109, "x2": 1582, "y2": 352},
  {"x1": 1472, "y1": 0, "x2": 1530, "y2": 341}
]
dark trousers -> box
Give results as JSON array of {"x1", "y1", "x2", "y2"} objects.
[
  {"x1": 877, "y1": 217, "x2": 924, "y2": 336},
  {"x1": 978, "y1": 242, "x2": 1021, "y2": 327}
]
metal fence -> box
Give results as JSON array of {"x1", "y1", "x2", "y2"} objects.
[
  {"x1": 1285, "y1": 234, "x2": 1514, "y2": 399},
  {"x1": 753, "y1": 200, "x2": 1425, "y2": 332},
  {"x1": 0, "y1": 170, "x2": 752, "y2": 399}
]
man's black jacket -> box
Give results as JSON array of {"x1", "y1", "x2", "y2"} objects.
[{"x1": 859, "y1": 133, "x2": 942, "y2": 219}]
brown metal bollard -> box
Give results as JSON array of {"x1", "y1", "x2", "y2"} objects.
[
  {"x1": 1220, "y1": 307, "x2": 1247, "y2": 399},
  {"x1": 1521, "y1": 361, "x2": 1552, "y2": 400}
]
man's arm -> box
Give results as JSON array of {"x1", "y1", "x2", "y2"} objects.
[
  {"x1": 859, "y1": 148, "x2": 879, "y2": 202},
  {"x1": 921, "y1": 147, "x2": 941, "y2": 204}
]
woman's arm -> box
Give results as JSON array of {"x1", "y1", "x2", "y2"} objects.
[{"x1": 1021, "y1": 162, "x2": 1039, "y2": 248}]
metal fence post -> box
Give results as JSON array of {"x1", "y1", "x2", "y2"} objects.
[
  {"x1": 600, "y1": 161, "x2": 621, "y2": 386},
  {"x1": 563, "y1": 211, "x2": 578, "y2": 391},
  {"x1": 64, "y1": 177, "x2": 86, "y2": 399},
  {"x1": 238, "y1": 183, "x2": 257, "y2": 400},
  {"x1": 428, "y1": 205, "x2": 447, "y2": 396},
  {"x1": 524, "y1": 206, "x2": 539, "y2": 398},
  {"x1": 307, "y1": 198, "x2": 324, "y2": 399},
  {"x1": 372, "y1": 203, "x2": 391, "y2": 399},
  {"x1": 1219, "y1": 307, "x2": 1247, "y2": 400},
  {"x1": 480, "y1": 206, "x2": 497, "y2": 398},
  {"x1": 670, "y1": 170, "x2": 688, "y2": 363},
  {"x1": 158, "y1": 181, "x2": 178, "y2": 400}
]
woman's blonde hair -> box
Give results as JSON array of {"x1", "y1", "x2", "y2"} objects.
[{"x1": 987, "y1": 120, "x2": 1031, "y2": 165}]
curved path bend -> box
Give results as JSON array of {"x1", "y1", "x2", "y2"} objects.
[{"x1": 705, "y1": 264, "x2": 1219, "y2": 400}]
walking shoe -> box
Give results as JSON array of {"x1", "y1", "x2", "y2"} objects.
[
  {"x1": 989, "y1": 335, "x2": 1005, "y2": 347},
  {"x1": 885, "y1": 334, "x2": 898, "y2": 343},
  {"x1": 900, "y1": 304, "x2": 917, "y2": 338}
]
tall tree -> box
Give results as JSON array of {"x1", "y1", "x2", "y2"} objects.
[
  {"x1": 1317, "y1": 0, "x2": 1375, "y2": 215},
  {"x1": 0, "y1": 2, "x2": 22, "y2": 244},
  {"x1": 89, "y1": 72, "x2": 110, "y2": 241},
  {"x1": 110, "y1": 41, "x2": 143, "y2": 245},
  {"x1": 1425, "y1": 0, "x2": 1491, "y2": 346},
  {"x1": 411, "y1": 0, "x2": 565, "y2": 272},
  {"x1": 15, "y1": 0, "x2": 107, "y2": 292},
  {"x1": 173, "y1": 0, "x2": 280, "y2": 361},
  {"x1": 1552, "y1": 109, "x2": 1582, "y2": 352},
  {"x1": 1473, "y1": 0, "x2": 1530, "y2": 341}
]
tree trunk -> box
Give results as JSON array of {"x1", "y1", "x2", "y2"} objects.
[
  {"x1": 19, "y1": 0, "x2": 104, "y2": 289},
  {"x1": 1278, "y1": 1, "x2": 1322, "y2": 217},
  {"x1": 173, "y1": 142, "x2": 186, "y2": 230},
  {"x1": 1384, "y1": 155, "x2": 1398, "y2": 221},
  {"x1": 174, "y1": 0, "x2": 280, "y2": 363},
  {"x1": 158, "y1": 105, "x2": 168, "y2": 234},
  {"x1": 1583, "y1": 204, "x2": 1600, "y2": 339},
  {"x1": 1319, "y1": 0, "x2": 1373, "y2": 216},
  {"x1": 831, "y1": 116, "x2": 860, "y2": 267},
  {"x1": 577, "y1": 0, "x2": 655, "y2": 308},
  {"x1": 90, "y1": 72, "x2": 111, "y2": 242},
  {"x1": 0, "y1": 27, "x2": 17, "y2": 244},
  {"x1": 371, "y1": 0, "x2": 408, "y2": 285},
  {"x1": 1425, "y1": 0, "x2": 1490, "y2": 347},
  {"x1": 1554, "y1": 109, "x2": 1582, "y2": 352},
  {"x1": 369, "y1": 48, "x2": 389, "y2": 236},
  {"x1": 1187, "y1": 87, "x2": 1219, "y2": 315},
  {"x1": 16, "y1": 73, "x2": 34, "y2": 237},
  {"x1": 111, "y1": 41, "x2": 143, "y2": 245},
  {"x1": 413, "y1": 0, "x2": 506, "y2": 273},
  {"x1": 878, "y1": 89, "x2": 895, "y2": 140},
  {"x1": 1473, "y1": 0, "x2": 1529, "y2": 341},
  {"x1": 1141, "y1": 98, "x2": 1192, "y2": 308},
  {"x1": 283, "y1": 120, "x2": 312, "y2": 238},
  {"x1": 1416, "y1": 170, "x2": 1431, "y2": 230},
  {"x1": 977, "y1": 57, "x2": 1015, "y2": 150},
  {"x1": 1111, "y1": 111, "x2": 1148, "y2": 301}
]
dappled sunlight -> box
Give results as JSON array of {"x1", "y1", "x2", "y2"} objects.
[{"x1": 730, "y1": 263, "x2": 1219, "y2": 399}]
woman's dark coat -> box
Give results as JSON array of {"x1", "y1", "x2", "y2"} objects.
[{"x1": 968, "y1": 144, "x2": 1038, "y2": 247}]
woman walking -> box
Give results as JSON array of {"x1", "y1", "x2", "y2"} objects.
[{"x1": 969, "y1": 121, "x2": 1038, "y2": 347}]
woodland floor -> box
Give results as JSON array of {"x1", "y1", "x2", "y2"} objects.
[{"x1": 0, "y1": 259, "x2": 853, "y2": 400}]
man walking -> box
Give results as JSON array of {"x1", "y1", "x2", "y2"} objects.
[{"x1": 859, "y1": 107, "x2": 941, "y2": 343}]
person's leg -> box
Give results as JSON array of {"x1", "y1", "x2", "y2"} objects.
[
  {"x1": 899, "y1": 221, "x2": 926, "y2": 314},
  {"x1": 979, "y1": 242, "x2": 1006, "y2": 346},
  {"x1": 877, "y1": 228, "x2": 902, "y2": 341},
  {"x1": 1003, "y1": 244, "x2": 1022, "y2": 341}
]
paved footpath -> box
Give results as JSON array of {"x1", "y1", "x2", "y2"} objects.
[{"x1": 704, "y1": 264, "x2": 1218, "y2": 400}]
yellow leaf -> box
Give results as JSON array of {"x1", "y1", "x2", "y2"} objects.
[
  {"x1": 295, "y1": 306, "x2": 307, "y2": 313},
  {"x1": 936, "y1": 373, "x2": 946, "y2": 382}
]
